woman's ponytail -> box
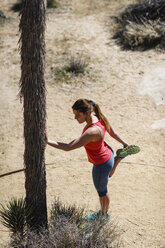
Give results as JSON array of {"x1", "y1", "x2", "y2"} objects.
[{"x1": 89, "y1": 100, "x2": 110, "y2": 132}]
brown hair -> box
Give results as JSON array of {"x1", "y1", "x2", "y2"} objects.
[{"x1": 72, "y1": 99, "x2": 110, "y2": 131}]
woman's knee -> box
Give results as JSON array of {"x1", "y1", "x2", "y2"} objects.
[{"x1": 97, "y1": 190, "x2": 108, "y2": 197}]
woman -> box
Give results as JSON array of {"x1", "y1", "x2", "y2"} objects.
[{"x1": 46, "y1": 99, "x2": 139, "y2": 220}]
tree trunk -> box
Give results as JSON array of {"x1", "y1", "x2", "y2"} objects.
[{"x1": 19, "y1": 0, "x2": 48, "y2": 229}]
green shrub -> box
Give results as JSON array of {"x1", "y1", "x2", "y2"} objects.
[{"x1": 0, "y1": 197, "x2": 33, "y2": 236}]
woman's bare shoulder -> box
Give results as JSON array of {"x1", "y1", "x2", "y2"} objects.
[{"x1": 84, "y1": 125, "x2": 103, "y2": 138}]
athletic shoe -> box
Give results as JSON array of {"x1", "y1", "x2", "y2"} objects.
[
  {"x1": 116, "y1": 148, "x2": 123, "y2": 157},
  {"x1": 86, "y1": 211, "x2": 110, "y2": 221},
  {"x1": 102, "y1": 212, "x2": 110, "y2": 221},
  {"x1": 116, "y1": 145, "x2": 140, "y2": 158},
  {"x1": 86, "y1": 210, "x2": 101, "y2": 220}
]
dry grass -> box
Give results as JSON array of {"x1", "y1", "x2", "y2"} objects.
[
  {"x1": 2, "y1": 198, "x2": 121, "y2": 248},
  {"x1": 51, "y1": 54, "x2": 89, "y2": 83},
  {"x1": 65, "y1": 54, "x2": 89, "y2": 75},
  {"x1": 112, "y1": 0, "x2": 165, "y2": 50},
  {"x1": 114, "y1": 19, "x2": 164, "y2": 50}
]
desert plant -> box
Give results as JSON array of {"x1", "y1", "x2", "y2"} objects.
[
  {"x1": 112, "y1": 0, "x2": 165, "y2": 50},
  {"x1": 52, "y1": 55, "x2": 89, "y2": 83},
  {"x1": 21, "y1": 199, "x2": 121, "y2": 247},
  {"x1": 117, "y1": 19, "x2": 163, "y2": 50},
  {"x1": 13, "y1": 219, "x2": 81, "y2": 248},
  {"x1": 0, "y1": 197, "x2": 33, "y2": 236},
  {"x1": 49, "y1": 198, "x2": 121, "y2": 248},
  {"x1": 53, "y1": 66, "x2": 72, "y2": 83},
  {"x1": 50, "y1": 198, "x2": 85, "y2": 226},
  {"x1": 65, "y1": 55, "x2": 89, "y2": 75},
  {"x1": 4, "y1": 198, "x2": 121, "y2": 247}
]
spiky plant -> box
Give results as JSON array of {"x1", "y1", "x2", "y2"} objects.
[
  {"x1": 65, "y1": 55, "x2": 89, "y2": 75},
  {"x1": 0, "y1": 197, "x2": 33, "y2": 236}
]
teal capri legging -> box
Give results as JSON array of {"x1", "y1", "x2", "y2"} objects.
[{"x1": 92, "y1": 150, "x2": 114, "y2": 197}]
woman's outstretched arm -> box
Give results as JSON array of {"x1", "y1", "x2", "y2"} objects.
[
  {"x1": 107, "y1": 122, "x2": 128, "y2": 147},
  {"x1": 46, "y1": 127, "x2": 101, "y2": 151},
  {"x1": 47, "y1": 138, "x2": 84, "y2": 151}
]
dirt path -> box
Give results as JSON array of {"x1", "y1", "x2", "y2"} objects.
[{"x1": 0, "y1": 0, "x2": 165, "y2": 247}]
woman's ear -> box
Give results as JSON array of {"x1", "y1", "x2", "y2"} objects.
[{"x1": 87, "y1": 110, "x2": 92, "y2": 115}]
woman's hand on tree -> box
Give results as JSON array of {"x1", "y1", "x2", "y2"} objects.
[{"x1": 45, "y1": 129, "x2": 48, "y2": 143}]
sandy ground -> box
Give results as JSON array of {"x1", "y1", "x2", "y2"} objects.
[{"x1": 0, "y1": 0, "x2": 165, "y2": 247}]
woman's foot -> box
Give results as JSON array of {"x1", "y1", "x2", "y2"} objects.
[
  {"x1": 86, "y1": 210, "x2": 110, "y2": 221},
  {"x1": 116, "y1": 145, "x2": 140, "y2": 158},
  {"x1": 86, "y1": 210, "x2": 101, "y2": 220}
]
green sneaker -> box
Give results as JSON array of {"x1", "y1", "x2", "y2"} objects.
[
  {"x1": 116, "y1": 145, "x2": 140, "y2": 158},
  {"x1": 116, "y1": 148, "x2": 123, "y2": 157}
]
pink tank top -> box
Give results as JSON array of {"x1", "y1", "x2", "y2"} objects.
[{"x1": 82, "y1": 120, "x2": 111, "y2": 165}]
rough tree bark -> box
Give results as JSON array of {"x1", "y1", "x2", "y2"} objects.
[{"x1": 19, "y1": 0, "x2": 48, "y2": 229}]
